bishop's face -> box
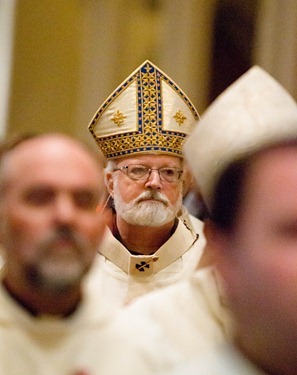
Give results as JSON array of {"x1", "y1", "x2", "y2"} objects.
[{"x1": 105, "y1": 154, "x2": 184, "y2": 226}]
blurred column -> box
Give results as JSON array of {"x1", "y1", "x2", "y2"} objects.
[
  {"x1": 158, "y1": 0, "x2": 218, "y2": 112},
  {"x1": 77, "y1": 0, "x2": 164, "y2": 144},
  {"x1": 253, "y1": 0, "x2": 297, "y2": 100},
  {"x1": 77, "y1": 0, "x2": 129, "y2": 143},
  {"x1": 6, "y1": 0, "x2": 83, "y2": 137},
  {"x1": 0, "y1": 0, "x2": 16, "y2": 138}
]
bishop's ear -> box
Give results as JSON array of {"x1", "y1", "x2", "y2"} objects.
[{"x1": 104, "y1": 171, "x2": 115, "y2": 198}]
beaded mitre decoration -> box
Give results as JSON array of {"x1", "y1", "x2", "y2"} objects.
[{"x1": 88, "y1": 60, "x2": 199, "y2": 159}]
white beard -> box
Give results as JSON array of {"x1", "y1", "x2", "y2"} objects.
[{"x1": 112, "y1": 180, "x2": 183, "y2": 227}]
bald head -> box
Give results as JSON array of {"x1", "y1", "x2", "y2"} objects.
[
  {"x1": 0, "y1": 133, "x2": 107, "y2": 315},
  {"x1": 0, "y1": 134, "x2": 104, "y2": 196}
]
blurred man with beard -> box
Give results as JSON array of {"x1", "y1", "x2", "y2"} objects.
[
  {"x1": 0, "y1": 134, "x2": 106, "y2": 311},
  {"x1": 0, "y1": 133, "x2": 129, "y2": 374},
  {"x1": 86, "y1": 60, "x2": 207, "y2": 308}
]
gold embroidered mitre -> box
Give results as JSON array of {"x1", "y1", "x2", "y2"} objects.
[{"x1": 88, "y1": 60, "x2": 199, "y2": 159}]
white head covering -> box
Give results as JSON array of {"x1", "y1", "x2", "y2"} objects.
[{"x1": 184, "y1": 66, "x2": 297, "y2": 210}]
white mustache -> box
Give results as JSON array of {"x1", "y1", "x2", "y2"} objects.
[{"x1": 135, "y1": 191, "x2": 169, "y2": 206}]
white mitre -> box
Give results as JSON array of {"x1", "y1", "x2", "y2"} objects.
[{"x1": 184, "y1": 66, "x2": 297, "y2": 210}]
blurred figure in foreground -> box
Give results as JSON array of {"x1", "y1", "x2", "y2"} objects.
[
  {"x1": 175, "y1": 141, "x2": 297, "y2": 375},
  {"x1": 174, "y1": 67, "x2": 297, "y2": 374},
  {"x1": 0, "y1": 134, "x2": 135, "y2": 374}
]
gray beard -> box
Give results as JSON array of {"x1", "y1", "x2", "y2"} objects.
[
  {"x1": 113, "y1": 186, "x2": 182, "y2": 227},
  {"x1": 26, "y1": 256, "x2": 86, "y2": 294},
  {"x1": 25, "y1": 230, "x2": 92, "y2": 295}
]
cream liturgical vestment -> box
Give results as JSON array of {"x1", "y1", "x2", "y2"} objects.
[
  {"x1": 0, "y1": 274, "x2": 155, "y2": 375},
  {"x1": 170, "y1": 343, "x2": 267, "y2": 375},
  {"x1": 105, "y1": 266, "x2": 233, "y2": 374},
  {"x1": 86, "y1": 212, "x2": 206, "y2": 309}
]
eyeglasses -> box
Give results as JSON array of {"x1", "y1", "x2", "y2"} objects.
[{"x1": 114, "y1": 164, "x2": 183, "y2": 182}]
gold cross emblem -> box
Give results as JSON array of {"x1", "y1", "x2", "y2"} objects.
[
  {"x1": 173, "y1": 110, "x2": 187, "y2": 125},
  {"x1": 111, "y1": 110, "x2": 126, "y2": 127}
]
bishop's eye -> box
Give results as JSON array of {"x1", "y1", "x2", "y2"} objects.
[
  {"x1": 127, "y1": 165, "x2": 149, "y2": 178},
  {"x1": 160, "y1": 168, "x2": 175, "y2": 177},
  {"x1": 159, "y1": 167, "x2": 182, "y2": 182}
]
